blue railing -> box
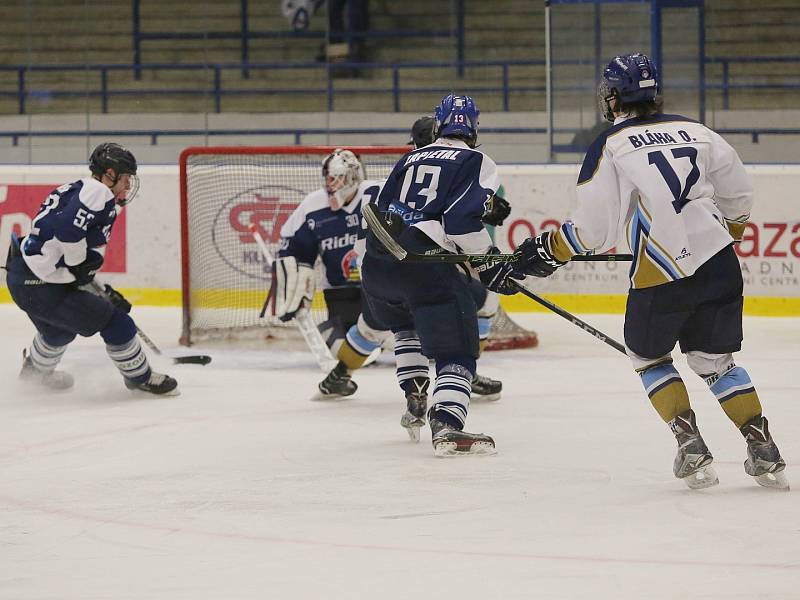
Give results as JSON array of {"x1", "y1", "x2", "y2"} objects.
[
  {"x1": 132, "y1": 0, "x2": 467, "y2": 79},
  {"x1": 2, "y1": 56, "x2": 798, "y2": 116},
  {"x1": 2, "y1": 127, "x2": 798, "y2": 148}
]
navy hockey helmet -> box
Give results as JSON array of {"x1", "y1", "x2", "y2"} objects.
[
  {"x1": 408, "y1": 116, "x2": 436, "y2": 149},
  {"x1": 89, "y1": 142, "x2": 139, "y2": 205},
  {"x1": 598, "y1": 53, "x2": 659, "y2": 121},
  {"x1": 434, "y1": 94, "x2": 479, "y2": 147}
]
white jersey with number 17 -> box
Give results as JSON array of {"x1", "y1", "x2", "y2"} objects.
[{"x1": 552, "y1": 113, "x2": 753, "y2": 289}]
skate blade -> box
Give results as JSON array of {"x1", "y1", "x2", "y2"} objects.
[
  {"x1": 310, "y1": 391, "x2": 355, "y2": 402},
  {"x1": 128, "y1": 387, "x2": 181, "y2": 397},
  {"x1": 403, "y1": 425, "x2": 422, "y2": 443},
  {"x1": 471, "y1": 392, "x2": 501, "y2": 402},
  {"x1": 681, "y1": 465, "x2": 719, "y2": 490},
  {"x1": 433, "y1": 440, "x2": 497, "y2": 458},
  {"x1": 754, "y1": 469, "x2": 790, "y2": 490}
]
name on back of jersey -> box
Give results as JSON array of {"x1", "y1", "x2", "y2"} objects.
[
  {"x1": 404, "y1": 149, "x2": 462, "y2": 166},
  {"x1": 628, "y1": 129, "x2": 693, "y2": 149}
]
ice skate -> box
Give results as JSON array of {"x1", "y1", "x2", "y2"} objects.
[
  {"x1": 471, "y1": 373, "x2": 502, "y2": 402},
  {"x1": 124, "y1": 371, "x2": 180, "y2": 396},
  {"x1": 400, "y1": 377, "x2": 429, "y2": 442},
  {"x1": 429, "y1": 409, "x2": 496, "y2": 457},
  {"x1": 313, "y1": 361, "x2": 357, "y2": 401},
  {"x1": 669, "y1": 410, "x2": 718, "y2": 489},
  {"x1": 741, "y1": 415, "x2": 789, "y2": 490},
  {"x1": 19, "y1": 349, "x2": 74, "y2": 391}
]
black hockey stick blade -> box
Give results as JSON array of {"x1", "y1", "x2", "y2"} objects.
[
  {"x1": 511, "y1": 281, "x2": 627, "y2": 355},
  {"x1": 363, "y1": 203, "x2": 632, "y2": 264},
  {"x1": 172, "y1": 355, "x2": 212, "y2": 366}
]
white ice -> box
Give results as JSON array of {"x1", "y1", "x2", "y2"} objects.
[{"x1": 1, "y1": 304, "x2": 798, "y2": 599}]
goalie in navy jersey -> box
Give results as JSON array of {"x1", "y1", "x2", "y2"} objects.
[
  {"x1": 362, "y1": 94, "x2": 526, "y2": 456},
  {"x1": 4, "y1": 143, "x2": 178, "y2": 395},
  {"x1": 514, "y1": 53, "x2": 786, "y2": 489}
]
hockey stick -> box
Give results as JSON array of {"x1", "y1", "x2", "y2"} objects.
[
  {"x1": 88, "y1": 281, "x2": 212, "y2": 365},
  {"x1": 363, "y1": 203, "x2": 633, "y2": 263},
  {"x1": 248, "y1": 225, "x2": 338, "y2": 373},
  {"x1": 510, "y1": 281, "x2": 627, "y2": 354}
]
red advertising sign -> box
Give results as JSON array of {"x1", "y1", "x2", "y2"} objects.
[{"x1": 0, "y1": 184, "x2": 126, "y2": 272}]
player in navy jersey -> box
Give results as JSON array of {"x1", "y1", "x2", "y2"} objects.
[
  {"x1": 4, "y1": 143, "x2": 178, "y2": 395},
  {"x1": 362, "y1": 94, "x2": 524, "y2": 456},
  {"x1": 514, "y1": 53, "x2": 786, "y2": 489}
]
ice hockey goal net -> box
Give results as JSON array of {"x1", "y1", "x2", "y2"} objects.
[{"x1": 179, "y1": 145, "x2": 538, "y2": 351}]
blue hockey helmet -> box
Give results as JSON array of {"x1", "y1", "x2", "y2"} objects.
[
  {"x1": 598, "y1": 53, "x2": 659, "y2": 121},
  {"x1": 434, "y1": 94, "x2": 479, "y2": 147}
]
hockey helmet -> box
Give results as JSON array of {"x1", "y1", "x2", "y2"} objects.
[
  {"x1": 408, "y1": 116, "x2": 436, "y2": 149},
  {"x1": 434, "y1": 94, "x2": 479, "y2": 147},
  {"x1": 89, "y1": 142, "x2": 139, "y2": 205},
  {"x1": 322, "y1": 149, "x2": 365, "y2": 210},
  {"x1": 598, "y1": 52, "x2": 660, "y2": 121}
]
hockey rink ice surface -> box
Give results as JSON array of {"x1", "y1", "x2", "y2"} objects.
[{"x1": 1, "y1": 304, "x2": 798, "y2": 599}]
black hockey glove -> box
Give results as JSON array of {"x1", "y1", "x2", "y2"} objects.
[
  {"x1": 474, "y1": 247, "x2": 524, "y2": 295},
  {"x1": 481, "y1": 194, "x2": 511, "y2": 227},
  {"x1": 68, "y1": 250, "x2": 104, "y2": 286},
  {"x1": 515, "y1": 231, "x2": 567, "y2": 278},
  {"x1": 104, "y1": 284, "x2": 132, "y2": 313}
]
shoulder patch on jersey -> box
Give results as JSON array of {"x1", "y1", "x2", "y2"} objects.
[{"x1": 78, "y1": 177, "x2": 114, "y2": 211}]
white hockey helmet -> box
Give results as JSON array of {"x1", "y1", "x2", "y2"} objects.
[{"x1": 322, "y1": 149, "x2": 365, "y2": 210}]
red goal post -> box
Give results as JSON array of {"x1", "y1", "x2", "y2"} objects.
[{"x1": 179, "y1": 145, "x2": 538, "y2": 350}]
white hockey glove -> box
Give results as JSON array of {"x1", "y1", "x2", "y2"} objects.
[{"x1": 273, "y1": 256, "x2": 315, "y2": 322}]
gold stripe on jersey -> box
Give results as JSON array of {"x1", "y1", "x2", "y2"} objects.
[
  {"x1": 637, "y1": 203, "x2": 687, "y2": 279},
  {"x1": 550, "y1": 230, "x2": 575, "y2": 262},
  {"x1": 631, "y1": 241, "x2": 673, "y2": 288}
]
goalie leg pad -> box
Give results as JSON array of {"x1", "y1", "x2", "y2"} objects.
[{"x1": 274, "y1": 256, "x2": 315, "y2": 321}]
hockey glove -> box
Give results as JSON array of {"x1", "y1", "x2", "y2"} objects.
[
  {"x1": 68, "y1": 250, "x2": 104, "y2": 286},
  {"x1": 515, "y1": 231, "x2": 567, "y2": 278},
  {"x1": 474, "y1": 247, "x2": 524, "y2": 295},
  {"x1": 481, "y1": 194, "x2": 511, "y2": 227},
  {"x1": 104, "y1": 284, "x2": 132, "y2": 313}
]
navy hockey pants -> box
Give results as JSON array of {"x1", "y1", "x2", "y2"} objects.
[{"x1": 360, "y1": 253, "x2": 480, "y2": 360}]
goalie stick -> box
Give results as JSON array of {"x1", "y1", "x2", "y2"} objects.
[
  {"x1": 248, "y1": 224, "x2": 338, "y2": 373},
  {"x1": 363, "y1": 202, "x2": 633, "y2": 264},
  {"x1": 88, "y1": 281, "x2": 212, "y2": 365}
]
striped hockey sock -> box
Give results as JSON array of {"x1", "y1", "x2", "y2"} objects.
[
  {"x1": 431, "y1": 363, "x2": 472, "y2": 429},
  {"x1": 393, "y1": 330, "x2": 429, "y2": 387},
  {"x1": 705, "y1": 365, "x2": 762, "y2": 429},
  {"x1": 106, "y1": 337, "x2": 151, "y2": 383},
  {"x1": 639, "y1": 361, "x2": 691, "y2": 423},
  {"x1": 29, "y1": 333, "x2": 68, "y2": 373}
]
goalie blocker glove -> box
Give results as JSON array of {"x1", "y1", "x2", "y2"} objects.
[
  {"x1": 273, "y1": 255, "x2": 315, "y2": 322},
  {"x1": 515, "y1": 231, "x2": 567, "y2": 278},
  {"x1": 474, "y1": 247, "x2": 524, "y2": 295}
]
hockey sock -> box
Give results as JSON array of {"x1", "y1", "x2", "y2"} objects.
[
  {"x1": 703, "y1": 365, "x2": 762, "y2": 429},
  {"x1": 28, "y1": 333, "x2": 68, "y2": 373},
  {"x1": 430, "y1": 360, "x2": 475, "y2": 429},
  {"x1": 336, "y1": 323, "x2": 381, "y2": 370},
  {"x1": 393, "y1": 330, "x2": 429, "y2": 388},
  {"x1": 106, "y1": 337, "x2": 151, "y2": 383},
  {"x1": 639, "y1": 361, "x2": 691, "y2": 423}
]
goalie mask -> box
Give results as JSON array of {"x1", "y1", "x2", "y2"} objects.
[{"x1": 322, "y1": 149, "x2": 365, "y2": 211}]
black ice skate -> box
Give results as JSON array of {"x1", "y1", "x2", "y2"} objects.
[
  {"x1": 471, "y1": 373, "x2": 502, "y2": 402},
  {"x1": 741, "y1": 415, "x2": 789, "y2": 490},
  {"x1": 124, "y1": 371, "x2": 180, "y2": 396},
  {"x1": 314, "y1": 361, "x2": 357, "y2": 400},
  {"x1": 669, "y1": 410, "x2": 718, "y2": 489},
  {"x1": 400, "y1": 377, "x2": 429, "y2": 442},
  {"x1": 19, "y1": 349, "x2": 74, "y2": 391},
  {"x1": 429, "y1": 408, "x2": 496, "y2": 457}
]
